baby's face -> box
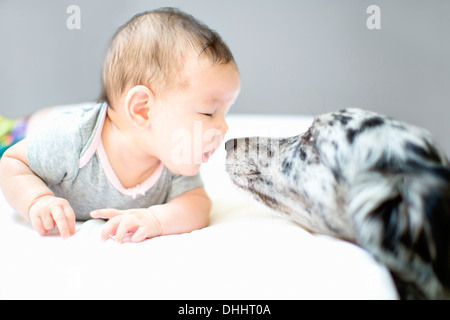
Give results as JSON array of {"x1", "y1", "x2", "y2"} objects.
[{"x1": 150, "y1": 59, "x2": 241, "y2": 176}]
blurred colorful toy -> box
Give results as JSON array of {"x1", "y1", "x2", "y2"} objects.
[{"x1": 0, "y1": 115, "x2": 28, "y2": 157}]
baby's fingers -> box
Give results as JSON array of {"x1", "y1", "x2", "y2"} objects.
[
  {"x1": 30, "y1": 215, "x2": 47, "y2": 236},
  {"x1": 63, "y1": 204, "x2": 76, "y2": 236},
  {"x1": 41, "y1": 211, "x2": 56, "y2": 232},
  {"x1": 51, "y1": 206, "x2": 71, "y2": 239},
  {"x1": 130, "y1": 227, "x2": 149, "y2": 243},
  {"x1": 30, "y1": 211, "x2": 54, "y2": 235},
  {"x1": 115, "y1": 217, "x2": 138, "y2": 243},
  {"x1": 90, "y1": 208, "x2": 123, "y2": 220},
  {"x1": 100, "y1": 215, "x2": 122, "y2": 241}
]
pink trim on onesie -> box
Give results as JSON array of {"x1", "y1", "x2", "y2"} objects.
[
  {"x1": 78, "y1": 104, "x2": 164, "y2": 198},
  {"x1": 78, "y1": 105, "x2": 107, "y2": 169},
  {"x1": 97, "y1": 141, "x2": 164, "y2": 199}
]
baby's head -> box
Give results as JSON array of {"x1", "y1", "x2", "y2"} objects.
[
  {"x1": 101, "y1": 7, "x2": 236, "y2": 108},
  {"x1": 101, "y1": 8, "x2": 241, "y2": 176}
]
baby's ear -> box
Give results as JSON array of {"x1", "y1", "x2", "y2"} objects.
[{"x1": 124, "y1": 85, "x2": 154, "y2": 128}]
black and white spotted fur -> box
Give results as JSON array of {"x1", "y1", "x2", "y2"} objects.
[{"x1": 225, "y1": 108, "x2": 450, "y2": 299}]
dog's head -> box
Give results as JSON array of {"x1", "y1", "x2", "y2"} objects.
[{"x1": 225, "y1": 108, "x2": 450, "y2": 299}]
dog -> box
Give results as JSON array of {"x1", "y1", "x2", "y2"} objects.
[{"x1": 225, "y1": 108, "x2": 450, "y2": 299}]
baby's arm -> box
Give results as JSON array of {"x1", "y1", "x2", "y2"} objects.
[
  {"x1": 91, "y1": 187, "x2": 211, "y2": 242},
  {"x1": 153, "y1": 186, "x2": 211, "y2": 235},
  {"x1": 0, "y1": 140, "x2": 75, "y2": 237}
]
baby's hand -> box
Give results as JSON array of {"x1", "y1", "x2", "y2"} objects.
[
  {"x1": 90, "y1": 208, "x2": 162, "y2": 243},
  {"x1": 28, "y1": 195, "x2": 76, "y2": 238}
]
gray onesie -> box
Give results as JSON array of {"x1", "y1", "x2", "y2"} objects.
[{"x1": 26, "y1": 102, "x2": 203, "y2": 220}]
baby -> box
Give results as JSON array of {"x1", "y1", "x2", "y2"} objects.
[{"x1": 0, "y1": 8, "x2": 241, "y2": 242}]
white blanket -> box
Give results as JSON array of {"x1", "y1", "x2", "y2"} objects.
[{"x1": 0, "y1": 112, "x2": 398, "y2": 299}]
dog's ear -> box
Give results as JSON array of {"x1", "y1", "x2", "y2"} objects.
[{"x1": 348, "y1": 165, "x2": 450, "y2": 299}]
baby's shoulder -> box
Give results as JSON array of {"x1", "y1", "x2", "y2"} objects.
[
  {"x1": 28, "y1": 102, "x2": 104, "y2": 157},
  {"x1": 41, "y1": 103, "x2": 101, "y2": 140}
]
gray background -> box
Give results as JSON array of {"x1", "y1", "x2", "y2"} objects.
[{"x1": 1, "y1": 0, "x2": 449, "y2": 155}]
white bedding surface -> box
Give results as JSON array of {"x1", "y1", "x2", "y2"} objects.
[{"x1": 0, "y1": 111, "x2": 398, "y2": 300}]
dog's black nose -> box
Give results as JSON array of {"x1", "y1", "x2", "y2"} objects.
[{"x1": 225, "y1": 139, "x2": 237, "y2": 151}]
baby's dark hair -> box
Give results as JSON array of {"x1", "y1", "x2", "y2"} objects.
[{"x1": 100, "y1": 7, "x2": 236, "y2": 108}]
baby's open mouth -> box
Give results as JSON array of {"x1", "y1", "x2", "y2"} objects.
[{"x1": 202, "y1": 148, "x2": 216, "y2": 163}]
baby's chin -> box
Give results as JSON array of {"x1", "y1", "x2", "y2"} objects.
[{"x1": 166, "y1": 162, "x2": 201, "y2": 176}]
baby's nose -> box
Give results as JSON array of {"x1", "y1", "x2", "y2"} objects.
[{"x1": 219, "y1": 120, "x2": 229, "y2": 136}]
